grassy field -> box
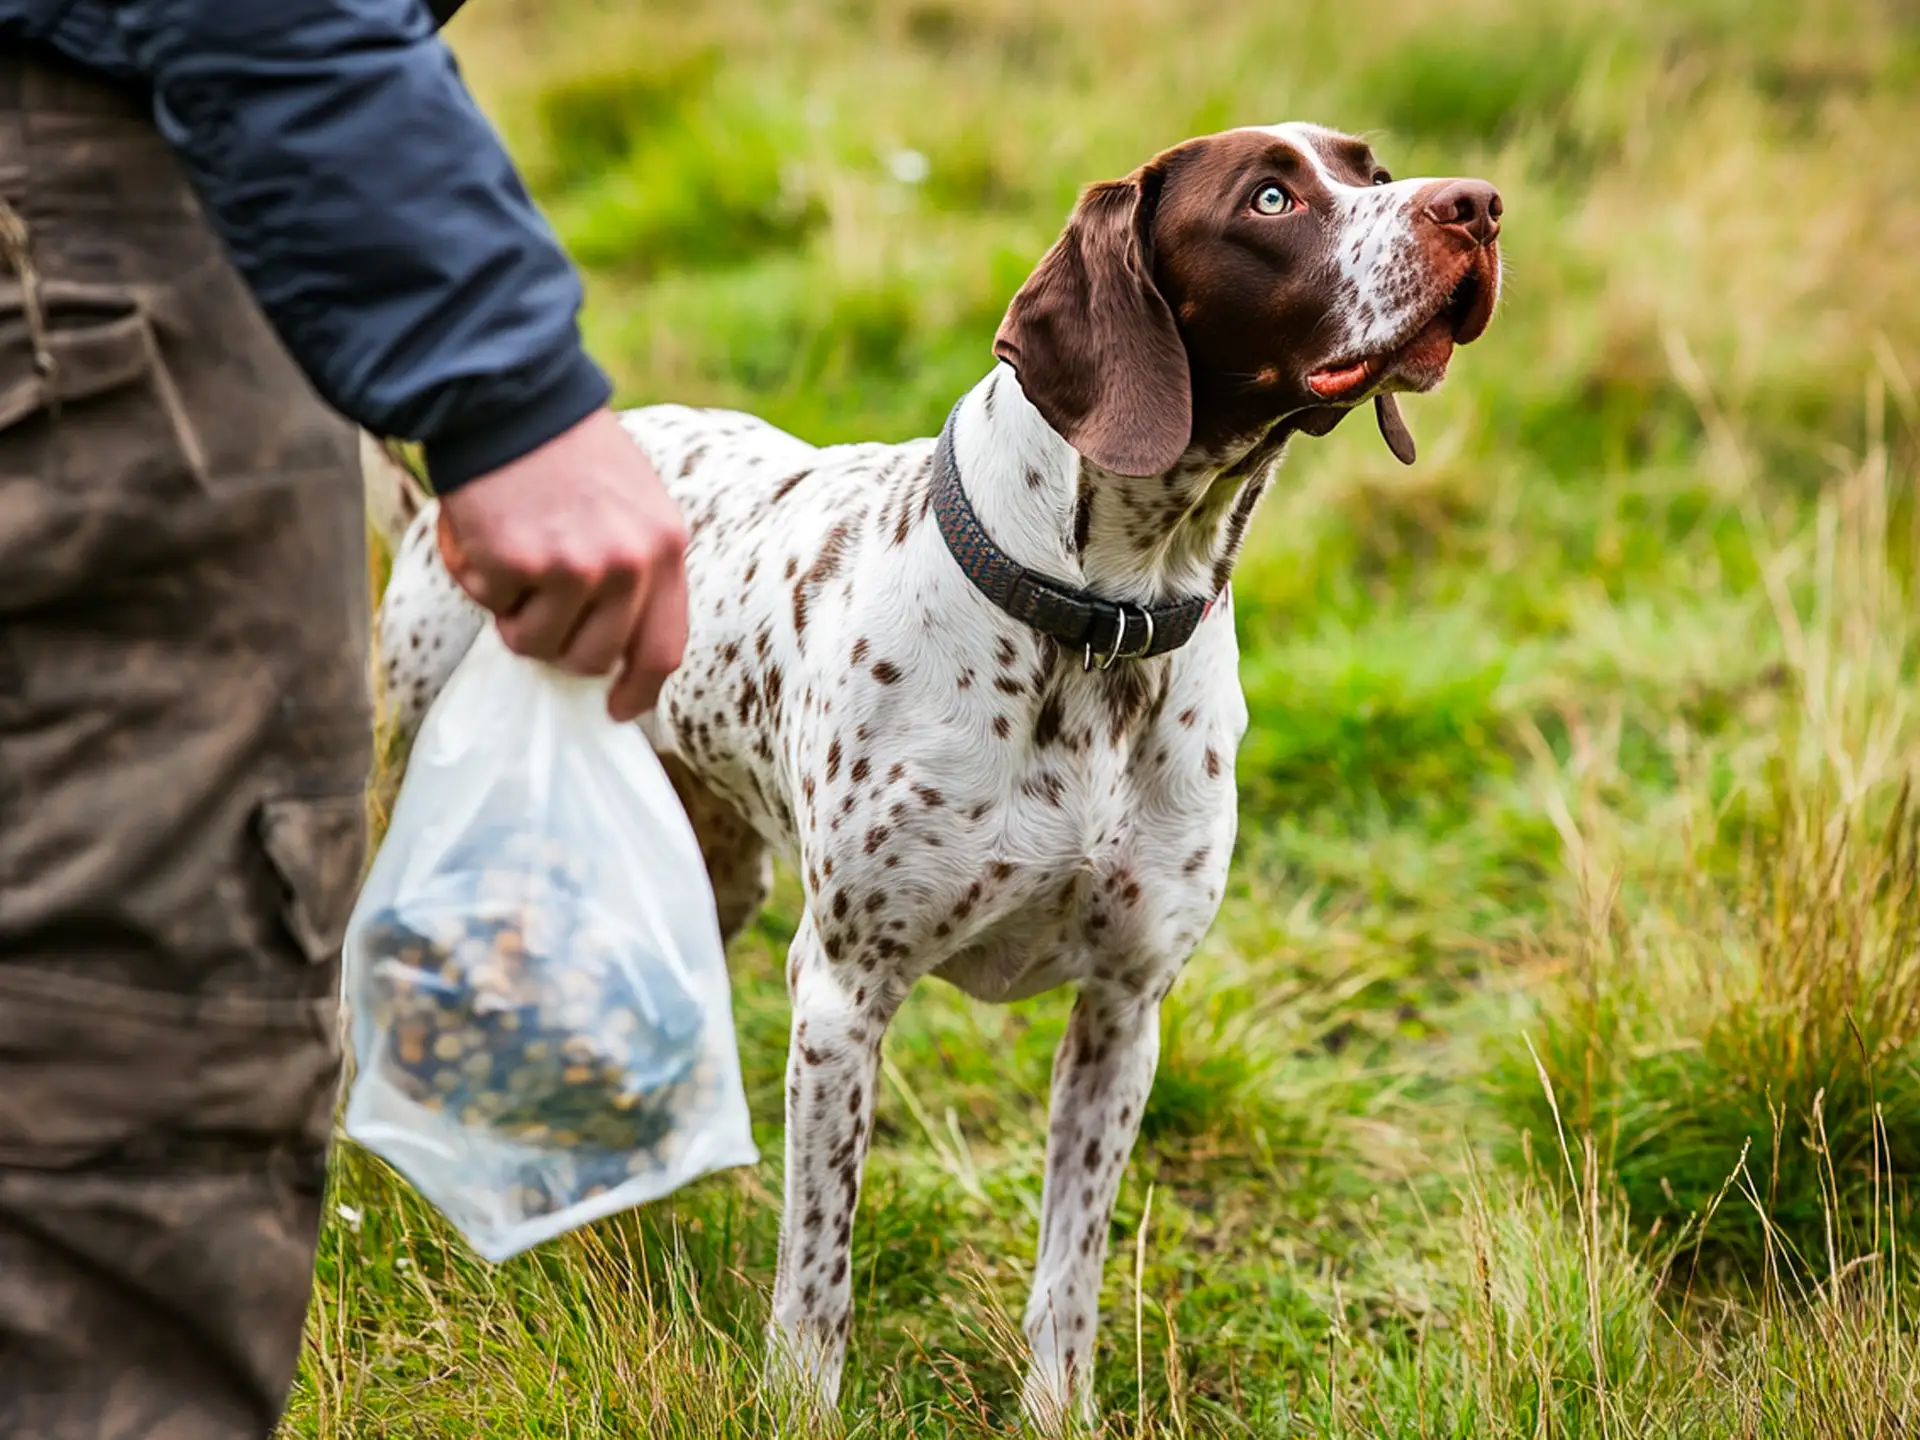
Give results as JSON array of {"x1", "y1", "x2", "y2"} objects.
[{"x1": 289, "y1": 0, "x2": 1920, "y2": 1434}]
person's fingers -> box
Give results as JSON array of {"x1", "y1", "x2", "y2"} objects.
[
  {"x1": 607, "y1": 560, "x2": 689, "y2": 722},
  {"x1": 554, "y1": 565, "x2": 642, "y2": 676},
  {"x1": 437, "y1": 508, "x2": 534, "y2": 617},
  {"x1": 495, "y1": 568, "x2": 595, "y2": 660}
]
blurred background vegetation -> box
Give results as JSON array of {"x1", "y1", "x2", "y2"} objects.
[{"x1": 301, "y1": 0, "x2": 1920, "y2": 1434}]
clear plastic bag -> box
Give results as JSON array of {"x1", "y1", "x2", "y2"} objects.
[{"x1": 342, "y1": 622, "x2": 757, "y2": 1262}]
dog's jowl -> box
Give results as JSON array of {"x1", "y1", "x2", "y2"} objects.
[{"x1": 371, "y1": 120, "x2": 1505, "y2": 1430}]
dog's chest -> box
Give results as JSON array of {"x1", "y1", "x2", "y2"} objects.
[
  {"x1": 801, "y1": 665, "x2": 1240, "y2": 1004},
  {"x1": 942, "y1": 719, "x2": 1233, "y2": 1000}
]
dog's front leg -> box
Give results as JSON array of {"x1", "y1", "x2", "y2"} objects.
[
  {"x1": 1019, "y1": 979, "x2": 1161, "y2": 1434},
  {"x1": 765, "y1": 914, "x2": 900, "y2": 1419}
]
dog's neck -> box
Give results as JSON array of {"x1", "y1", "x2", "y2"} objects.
[{"x1": 950, "y1": 363, "x2": 1292, "y2": 608}]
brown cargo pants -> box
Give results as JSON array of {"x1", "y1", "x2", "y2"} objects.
[{"x1": 0, "y1": 46, "x2": 372, "y2": 1440}]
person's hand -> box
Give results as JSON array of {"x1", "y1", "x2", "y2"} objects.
[{"x1": 435, "y1": 408, "x2": 689, "y2": 722}]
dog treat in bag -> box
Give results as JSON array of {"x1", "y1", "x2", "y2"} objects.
[{"x1": 342, "y1": 623, "x2": 757, "y2": 1262}]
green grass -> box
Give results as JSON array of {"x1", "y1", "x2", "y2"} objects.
[{"x1": 292, "y1": 0, "x2": 1920, "y2": 1433}]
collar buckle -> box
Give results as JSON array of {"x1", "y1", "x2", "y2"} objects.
[{"x1": 1082, "y1": 603, "x2": 1156, "y2": 672}]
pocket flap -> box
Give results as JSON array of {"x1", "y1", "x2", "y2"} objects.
[
  {"x1": 0, "y1": 283, "x2": 159, "y2": 431},
  {"x1": 256, "y1": 793, "x2": 369, "y2": 965}
]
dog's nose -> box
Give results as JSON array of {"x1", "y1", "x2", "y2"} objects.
[{"x1": 1423, "y1": 179, "x2": 1502, "y2": 247}]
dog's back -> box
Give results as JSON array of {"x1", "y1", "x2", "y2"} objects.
[{"x1": 367, "y1": 404, "x2": 927, "y2": 749}]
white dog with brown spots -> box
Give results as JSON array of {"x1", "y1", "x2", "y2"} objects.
[{"x1": 368, "y1": 122, "x2": 1504, "y2": 1431}]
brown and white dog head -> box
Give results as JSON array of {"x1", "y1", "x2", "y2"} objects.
[{"x1": 993, "y1": 122, "x2": 1504, "y2": 475}]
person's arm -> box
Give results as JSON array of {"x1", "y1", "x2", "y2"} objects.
[
  {"x1": 107, "y1": 0, "x2": 607, "y2": 494},
  {"x1": 106, "y1": 0, "x2": 690, "y2": 718}
]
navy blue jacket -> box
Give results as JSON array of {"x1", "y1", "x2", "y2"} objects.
[{"x1": 2, "y1": 0, "x2": 610, "y2": 492}]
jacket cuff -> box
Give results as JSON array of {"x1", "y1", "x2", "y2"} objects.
[{"x1": 421, "y1": 348, "x2": 615, "y2": 494}]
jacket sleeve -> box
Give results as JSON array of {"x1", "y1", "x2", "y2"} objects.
[{"x1": 105, "y1": 0, "x2": 612, "y2": 492}]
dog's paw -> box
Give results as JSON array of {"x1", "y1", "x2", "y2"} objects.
[
  {"x1": 760, "y1": 1325, "x2": 848, "y2": 1439},
  {"x1": 1018, "y1": 1368, "x2": 1100, "y2": 1439}
]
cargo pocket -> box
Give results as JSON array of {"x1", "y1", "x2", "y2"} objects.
[
  {"x1": 0, "y1": 277, "x2": 215, "y2": 610},
  {"x1": 0, "y1": 791, "x2": 367, "y2": 1168},
  {"x1": 0, "y1": 279, "x2": 205, "y2": 471},
  {"x1": 254, "y1": 793, "x2": 369, "y2": 967}
]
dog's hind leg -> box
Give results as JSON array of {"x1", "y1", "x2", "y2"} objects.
[
  {"x1": 657, "y1": 753, "x2": 772, "y2": 948},
  {"x1": 1020, "y1": 978, "x2": 1162, "y2": 1434}
]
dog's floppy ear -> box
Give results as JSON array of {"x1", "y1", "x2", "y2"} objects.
[
  {"x1": 993, "y1": 173, "x2": 1191, "y2": 477},
  {"x1": 1374, "y1": 394, "x2": 1417, "y2": 465}
]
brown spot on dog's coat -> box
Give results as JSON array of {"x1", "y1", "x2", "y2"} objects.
[
  {"x1": 793, "y1": 520, "x2": 852, "y2": 638},
  {"x1": 1033, "y1": 690, "x2": 1065, "y2": 749},
  {"x1": 952, "y1": 879, "x2": 984, "y2": 921},
  {"x1": 1102, "y1": 663, "x2": 1163, "y2": 742},
  {"x1": 1072, "y1": 479, "x2": 1095, "y2": 556}
]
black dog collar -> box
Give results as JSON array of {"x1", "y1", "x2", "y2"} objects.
[{"x1": 929, "y1": 400, "x2": 1225, "y2": 672}]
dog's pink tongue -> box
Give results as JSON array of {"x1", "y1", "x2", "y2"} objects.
[{"x1": 1307, "y1": 360, "x2": 1371, "y2": 399}]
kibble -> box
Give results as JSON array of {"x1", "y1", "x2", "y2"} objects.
[{"x1": 356, "y1": 824, "x2": 717, "y2": 1220}]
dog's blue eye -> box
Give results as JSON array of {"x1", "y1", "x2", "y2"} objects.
[{"x1": 1252, "y1": 183, "x2": 1293, "y2": 215}]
